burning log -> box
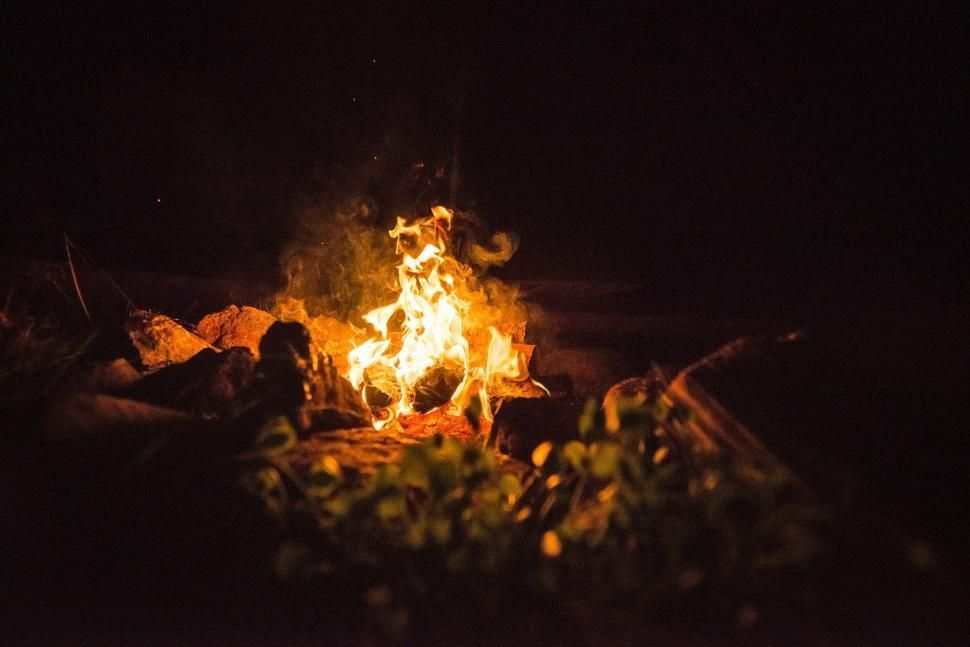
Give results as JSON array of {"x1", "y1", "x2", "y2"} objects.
[
  {"x1": 126, "y1": 310, "x2": 214, "y2": 370},
  {"x1": 413, "y1": 365, "x2": 463, "y2": 413},
  {"x1": 346, "y1": 208, "x2": 545, "y2": 428}
]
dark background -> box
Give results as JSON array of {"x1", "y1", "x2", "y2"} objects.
[{"x1": 2, "y1": 2, "x2": 966, "y2": 315}]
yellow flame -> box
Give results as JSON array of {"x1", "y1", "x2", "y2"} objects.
[{"x1": 347, "y1": 206, "x2": 535, "y2": 429}]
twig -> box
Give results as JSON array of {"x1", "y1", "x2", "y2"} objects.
[
  {"x1": 64, "y1": 234, "x2": 91, "y2": 322},
  {"x1": 65, "y1": 236, "x2": 135, "y2": 310}
]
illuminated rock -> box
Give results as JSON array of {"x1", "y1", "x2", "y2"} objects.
[
  {"x1": 197, "y1": 305, "x2": 277, "y2": 356},
  {"x1": 126, "y1": 310, "x2": 213, "y2": 370}
]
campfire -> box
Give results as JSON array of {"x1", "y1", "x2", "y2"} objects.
[
  {"x1": 347, "y1": 205, "x2": 544, "y2": 429},
  {"x1": 105, "y1": 205, "x2": 549, "y2": 448},
  {"x1": 1, "y1": 206, "x2": 929, "y2": 642}
]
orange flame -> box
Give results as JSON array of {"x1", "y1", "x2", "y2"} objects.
[{"x1": 347, "y1": 206, "x2": 537, "y2": 429}]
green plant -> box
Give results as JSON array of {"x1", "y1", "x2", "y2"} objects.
[{"x1": 248, "y1": 396, "x2": 830, "y2": 632}]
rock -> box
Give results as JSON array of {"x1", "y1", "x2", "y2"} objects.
[
  {"x1": 259, "y1": 321, "x2": 313, "y2": 361},
  {"x1": 273, "y1": 296, "x2": 356, "y2": 373},
  {"x1": 81, "y1": 358, "x2": 141, "y2": 393},
  {"x1": 126, "y1": 347, "x2": 257, "y2": 417},
  {"x1": 537, "y1": 347, "x2": 637, "y2": 397},
  {"x1": 303, "y1": 314, "x2": 357, "y2": 374},
  {"x1": 491, "y1": 398, "x2": 586, "y2": 463},
  {"x1": 602, "y1": 368, "x2": 668, "y2": 433},
  {"x1": 208, "y1": 348, "x2": 259, "y2": 414},
  {"x1": 196, "y1": 305, "x2": 277, "y2": 356},
  {"x1": 45, "y1": 392, "x2": 194, "y2": 444},
  {"x1": 288, "y1": 426, "x2": 529, "y2": 480},
  {"x1": 306, "y1": 358, "x2": 372, "y2": 431},
  {"x1": 126, "y1": 310, "x2": 214, "y2": 370},
  {"x1": 663, "y1": 331, "x2": 863, "y2": 503},
  {"x1": 664, "y1": 332, "x2": 806, "y2": 458},
  {"x1": 255, "y1": 321, "x2": 371, "y2": 433}
]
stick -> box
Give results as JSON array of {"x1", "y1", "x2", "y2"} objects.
[{"x1": 64, "y1": 234, "x2": 91, "y2": 322}]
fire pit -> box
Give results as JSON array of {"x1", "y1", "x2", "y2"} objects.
[{"x1": 1, "y1": 207, "x2": 962, "y2": 644}]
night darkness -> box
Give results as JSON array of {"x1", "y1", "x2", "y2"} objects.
[
  {"x1": 4, "y1": 3, "x2": 970, "y2": 641},
  {"x1": 2, "y1": 2, "x2": 966, "y2": 315}
]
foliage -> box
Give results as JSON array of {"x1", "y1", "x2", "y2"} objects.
[{"x1": 244, "y1": 396, "x2": 830, "y2": 633}]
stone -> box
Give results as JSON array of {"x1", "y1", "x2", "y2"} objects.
[
  {"x1": 303, "y1": 314, "x2": 357, "y2": 374},
  {"x1": 126, "y1": 310, "x2": 214, "y2": 370},
  {"x1": 45, "y1": 392, "x2": 194, "y2": 443},
  {"x1": 196, "y1": 305, "x2": 277, "y2": 356},
  {"x1": 490, "y1": 398, "x2": 587, "y2": 463},
  {"x1": 664, "y1": 332, "x2": 806, "y2": 458},
  {"x1": 80, "y1": 358, "x2": 141, "y2": 393},
  {"x1": 273, "y1": 296, "x2": 356, "y2": 373},
  {"x1": 602, "y1": 368, "x2": 668, "y2": 433},
  {"x1": 306, "y1": 358, "x2": 372, "y2": 431},
  {"x1": 125, "y1": 347, "x2": 257, "y2": 417},
  {"x1": 536, "y1": 347, "x2": 637, "y2": 397},
  {"x1": 259, "y1": 321, "x2": 313, "y2": 361},
  {"x1": 253, "y1": 321, "x2": 371, "y2": 433}
]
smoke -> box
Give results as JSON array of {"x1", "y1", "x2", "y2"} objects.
[
  {"x1": 279, "y1": 195, "x2": 399, "y2": 323},
  {"x1": 447, "y1": 210, "x2": 520, "y2": 273},
  {"x1": 278, "y1": 196, "x2": 536, "y2": 338}
]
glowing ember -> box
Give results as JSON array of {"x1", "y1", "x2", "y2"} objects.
[{"x1": 346, "y1": 206, "x2": 540, "y2": 429}]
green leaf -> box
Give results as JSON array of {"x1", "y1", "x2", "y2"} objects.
[
  {"x1": 578, "y1": 398, "x2": 601, "y2": 440},
  {"x1": 428, "y1": 517, "x2": 452, "y2": 544},
  {"x1": 307, "y1": 455, "x2": 343, "y2": 496},
  {"x1": 429, "y1": 459, "x2": 458, "y2": 493},
  {"x1": 499, "y1": 473, "x2": 523, "y2": 498},
  {"x1": 590, "y1": 441, "x2": 621, "y2": 480},
  {"x1": 376, "y1": 494, "x2": 406, "y2": 521},
  {"x1": 373, "y1": 464, "x2": 403, "y2": 489},
  {"x1": 401, "y1": 447, "x2": 431, "y2": 490},
  {"x1": 563, "y1": 441, "x2": 587, "y2": 471},
  {"x1": 257, "y1": 416, "x2": 296, "y2": 454},
  {"x1": 532, "y1": 441, "x2": 554, "y2": 467}
]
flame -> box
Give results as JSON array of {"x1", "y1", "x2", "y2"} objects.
[{"x1": 346, "y1": 206, "x2": 538, "y2": 429}]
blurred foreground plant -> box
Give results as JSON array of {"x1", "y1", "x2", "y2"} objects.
[{"x1": 249, "y1": 395, "x2": 830, "y2": 632}]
